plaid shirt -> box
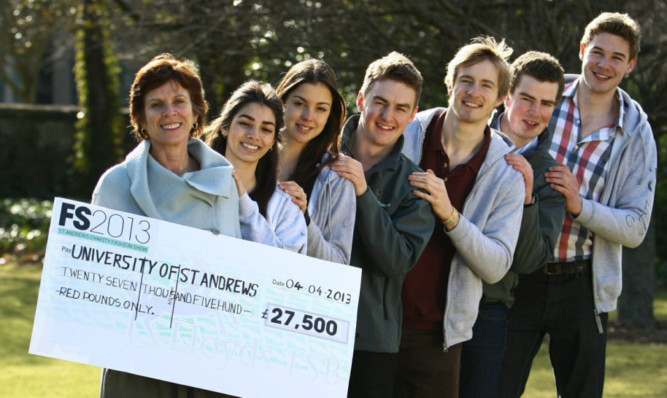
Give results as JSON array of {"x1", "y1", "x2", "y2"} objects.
[{"x1": 548, "y1": 79, "x2": 625, "y2": 262}]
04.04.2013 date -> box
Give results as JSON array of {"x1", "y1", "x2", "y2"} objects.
[{"x1": 280, "y1": 279, "x2": 351, "y2": 305}]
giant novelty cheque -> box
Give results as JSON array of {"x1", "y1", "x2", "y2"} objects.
[{"x1": 30, "y1": 198, "x2": 362, "y2": 398}]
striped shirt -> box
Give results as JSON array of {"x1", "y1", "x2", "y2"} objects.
[{"x1": 548, "y1": 79, "x2": 625, "y2": 262}]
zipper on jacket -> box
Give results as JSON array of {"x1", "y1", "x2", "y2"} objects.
[
  {"x1": 383, "y1": 278, "x2": 389, "y2": 320},
  {"x1": 594, "y1": 309, "x2": 603, "y2": 334},
  {"x1": 590, "y1": 254, "x2": 604, "y2": 335}
]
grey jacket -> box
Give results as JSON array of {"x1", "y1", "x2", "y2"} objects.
[
  {"x1": 306, "y1": 159, "x2": 356, "y2": 264},
  {"x1": 552, "y1": 77, "x2": 657, "y2": 313},
  {"x1": 92, "y1": 138, "x2": 241, "y2": 239},
  {"x1": 239, "y1": 186, "x2": 307, "y2": 254},
  {"x1": 402, "y1": 108, "x2": 525, "y2": 348}
]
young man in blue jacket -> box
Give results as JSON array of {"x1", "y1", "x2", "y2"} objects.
[
  {"x1": 459, "y1": 51, "x2": 566, "y2": 398},
  {"x1": 331, "y1": 52, "x2": 434, "y2": 398},
  {"x1": 397, "y1": 37, "x2": 525, "y2": 397},
  {"x1": 499, "y1": 12, "x2": 657, "y2": 398}
]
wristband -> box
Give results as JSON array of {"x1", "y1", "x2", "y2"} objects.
[{"x1": 442, "y1": 208, "x2": 458, "y2": 227}]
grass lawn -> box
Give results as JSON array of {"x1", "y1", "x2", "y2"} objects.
[
  {"x1": 523, "y1": 341, "x2": 667, "y2": 397},
  {"x1": 2, "y1": 263, "x2": 666, "y2": 397},
  {"x1": 0, "y1": 263, "x2": 99, "y2": 397}
]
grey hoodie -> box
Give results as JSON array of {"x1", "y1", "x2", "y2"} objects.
[
  {"x1": 402, "y1": 108, "x2": 525, "y2": 349},
  {"x1": 239, "y1": 186, "x2": 307, "y2": 254},
  {"x1": 306, "y1": 159, "x2": 356, "y2": 264},
  {"x1": 552, "y1": 77, "x2": 657, "y2": 314}
]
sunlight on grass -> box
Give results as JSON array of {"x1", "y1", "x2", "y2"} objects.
[
  {"x1": 2, "y1": 263, "x2": 666, "y2": 397},
  {"x1": 655, "y1": 289, "x2": 667, "y2": 319},
  {"x1": 523, "y1": 342, "x2": 667, "y2": 397},
  {"x1": 0, "y1": 264, "x2": 101, "y2": 397},
  {"x1": 0, "y1": 360, "x2": 99, "y2": 398}
]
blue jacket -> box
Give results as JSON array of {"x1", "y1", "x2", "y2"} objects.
[
  {"x1": 93, "y1": 138, "x2": 241, "y2": 398},
  {"x1": 92, "y1": 138, "x2": 241, "y2": 239}
]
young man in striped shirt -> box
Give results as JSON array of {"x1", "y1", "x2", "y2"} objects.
[{"x1": 499, "y1": 12, "x2": 657, "y2": 398}]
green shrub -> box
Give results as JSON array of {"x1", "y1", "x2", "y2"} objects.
[{"x1": 0, "y1": 198, "x2": 52, "y2": 263}]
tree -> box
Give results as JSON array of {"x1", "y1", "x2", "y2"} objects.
[
  {"x1": 0, "y1": 0, "x2": 75, "y2": 103},
  {"x1": 72, "y1": 0, "x2": 124, "y2": 197}
]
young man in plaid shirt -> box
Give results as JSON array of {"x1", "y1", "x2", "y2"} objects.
[{"x1": 499, "y1": 12, "x2": 657, "y2": 398}]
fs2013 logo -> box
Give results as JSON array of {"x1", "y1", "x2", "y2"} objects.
[{"x1": 58, "y1": 202, "x2": 151, "y2": 244}]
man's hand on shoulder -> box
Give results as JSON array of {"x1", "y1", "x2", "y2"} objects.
[
  {"x1": 408, "y1": 169, "x2": 454, "y2": 223},
  {"x1": 505, "y1": 153, "x2": 534, "y2": 205},
  {"x1": 545, "y1": 164, "x2": 582, "y2": 216},
  {"x1": 331, "y1": 155, "x2": 368, "y2": 196}
]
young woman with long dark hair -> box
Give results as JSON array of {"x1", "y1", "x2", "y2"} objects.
[
  {"x1": 207, "y1": 80, "x2": 306, "y2": 253},
  {"x1": 276, "y1": 60, "x2": 355, "y2": 263}
]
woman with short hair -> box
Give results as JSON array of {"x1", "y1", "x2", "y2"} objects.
[{"x1": 93, "y1": 53, "x2": 240, "y2": 398}]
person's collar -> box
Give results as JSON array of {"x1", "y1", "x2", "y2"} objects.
[
  {"x1": 562, "y1": 78, "x2": 579, "y2": 99},
  {"x1": 571, "y1": 76, "x2": 627, "y2": 134},
  {"x1": 513, "y1": 136, "x2": 539, "y2": 154},
  {"x1": 341, "y1": 114, "x2": 405, "y2": 170}
]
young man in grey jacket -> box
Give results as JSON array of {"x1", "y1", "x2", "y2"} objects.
[
  {"x1": 499, "y1": 12, "x2": 657, "y2": 398},
  {"x1": 330, "y1": 52, "x2": 434, "y2": 398},
  {"x1": 397, "y1": 37, "x2": 525, "y2": 397},
  {"x1": 459, "y1": 51, "x2": 566, "y2": 398}
]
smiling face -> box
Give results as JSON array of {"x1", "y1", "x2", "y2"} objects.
[
  {"x1": 222, "y1": 102, "x2": 277, "y2": 169},
  {"x1": 356, "y1": 79, "x2": 418, "y2": 150},
  {"x1": 143, "y1": 80, "x2": 195, "y2": 151},
  {"x1": 503, "y1": 74, "x2": 560, "y2": 147},
  {"x1": 580, "y1": 32, "x2": 636, "y2": 96},
  {"x1": 283, "y1": 82, "x2": 333, "y2": 148},
  {"x1": 449, "y1": 59, "x2": 504, "y2": 126}
]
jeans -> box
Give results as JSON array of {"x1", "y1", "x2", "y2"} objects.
[
  {"x1": 459, "y1": 301, "x2": 508, "y2": 398},
  {"x1": 498, "y1": 267, "x2": 608, "y2": 398}
]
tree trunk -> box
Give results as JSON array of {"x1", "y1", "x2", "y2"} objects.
[{"x1": 74, "y1": 0, "x2": 122, "y2": 197}]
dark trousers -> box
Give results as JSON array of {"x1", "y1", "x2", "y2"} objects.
[
  {"x1": 396, "y1": 328, "x2": 461, "y2": 398},
  {"x1": 459, "y1": 301, "x2": 508, "y2": 398},
  {"x1": 498, "y1": 266, "x2": 608, "y2": 398},
  {"x1": 100, "y1": 369, "x2": 237, "y2": 397},
  {"x1": 348, "y1": 350, "x2": 399, "y2": 398}
]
